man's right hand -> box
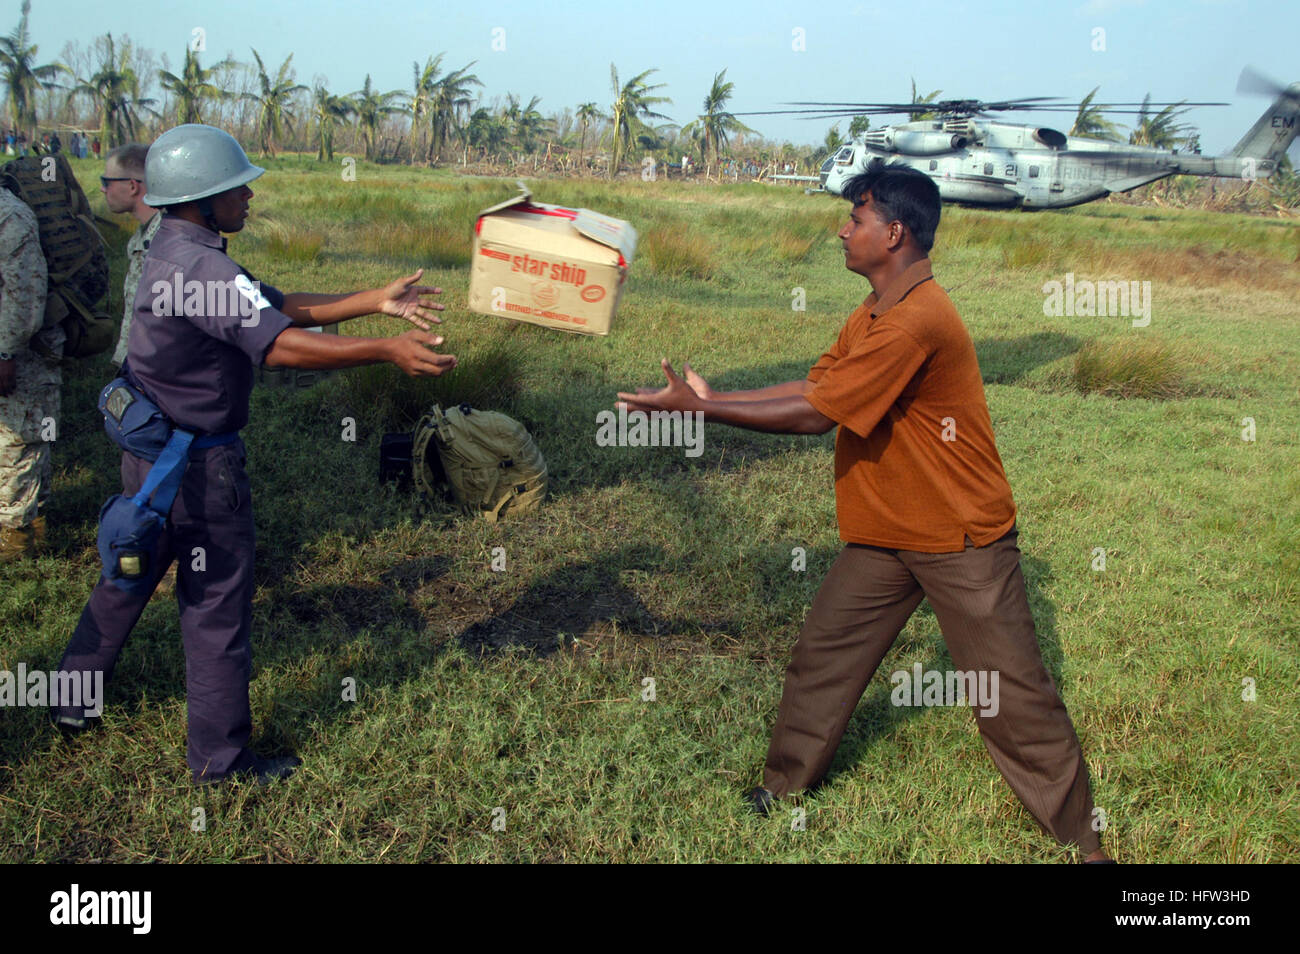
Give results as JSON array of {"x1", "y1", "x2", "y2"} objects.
[
  {"x1": 387, "y1": 329, "x2": 457, "y2": 377},
  {"x1": 0, "y1": 358, "x2": 15, "y2": 397}
]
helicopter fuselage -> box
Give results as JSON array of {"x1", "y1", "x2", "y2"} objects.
[{"x1": 821, "y1": 118, "x2": 1269, "y2": 209}]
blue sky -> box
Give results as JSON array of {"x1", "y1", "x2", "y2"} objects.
[{"x1": 30, "y1": 0, "x2": 1300, "y2": 154}]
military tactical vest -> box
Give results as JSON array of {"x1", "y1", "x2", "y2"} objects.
[
  {"x1": 412, "y1": 403, "x2": 546, "y2": 522},
  {"x1": 2, "y1": 153, "x2": 113, "y2": 358}
]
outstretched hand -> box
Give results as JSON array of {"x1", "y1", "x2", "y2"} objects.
[
  {"x1": 388, "y1": 329, "x2": 457, "y2": 377},
  {"x1": 680, "y1": 361, "x2": 715, "y2": 400},
  {"x1": 617, "y1": 358, "x2": 706, "y2": 414},
  {"x1": 379, "y1": 268, "x2": 445, "y2": 331}
]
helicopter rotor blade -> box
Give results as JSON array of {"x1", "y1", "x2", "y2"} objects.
[
  {"x1": 1021, "y1": 103, "x2": 1228, "y2": 114},
  {"x1": 734, "y1": 96, "x2": 1073, "y2": 119},
  {"x1": 732, "y1": 106, "x2": 922, "y2": 118},
  {"x1": 780, "y1": 101, "x2": 919, "y2": 108},
  {"x1": 1079, "y1": 101, "x2": 1228, "y2": 108},
  {"x1": 734, "y1": 92, "x2": 1234, "y2": 122},
  {"x1": 736, "y1": 101, "x2": 1227, "y2": 118},
  {"x1": 1236, "y1": 65, "x2": 1286, "y2": 98}
]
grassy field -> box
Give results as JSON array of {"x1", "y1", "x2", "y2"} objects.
[{"x1": 1, "y1": 155, "x2": 1295, "y2": 862}]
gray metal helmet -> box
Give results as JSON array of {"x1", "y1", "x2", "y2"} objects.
[{"x1": 143, "y1": 124, "x2": 265, "y2": 207}]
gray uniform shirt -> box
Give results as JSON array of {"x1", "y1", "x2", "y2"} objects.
[{"x1": 127, "y1": 215, "x2": 292, "y2": 435}]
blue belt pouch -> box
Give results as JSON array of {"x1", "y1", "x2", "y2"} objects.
[
  {"x1": 98, "y1": 376, "x2": 172, "y2": 462},
  {"x1": 96, "y1": 376, "x2": 190, "y2": 593}
]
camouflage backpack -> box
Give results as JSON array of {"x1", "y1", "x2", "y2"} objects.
[
  {"x1": 412, "y1": 403, "x2": 547, "y2": 521},
  {"x1": 1, "y1": 153, "x2": 113, "y2": 359}
]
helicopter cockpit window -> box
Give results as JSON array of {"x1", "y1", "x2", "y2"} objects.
[
  {"x1": 835, "y1": 146, "x2": 854, "y2": 164},
  {"x1": 929, "y1": 160, "x2": 938, "y2": 171},
  {"x1": 984, "y1": 162, "x2": 994, "y2": 176},
  {"x1": 1029, "y1": 165, "x2": 1040, "y2": 178}
]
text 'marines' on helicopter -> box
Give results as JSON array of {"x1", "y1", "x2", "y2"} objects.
[{"x1": 743, "y1": 68, "x2": 1300, "y2": 209}]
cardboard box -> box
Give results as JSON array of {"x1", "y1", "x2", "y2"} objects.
[{"x1": 467, "y1": 184, "x2": 637, "y2": 336}]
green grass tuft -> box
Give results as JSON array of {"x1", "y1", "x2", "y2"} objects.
[
  {"x1": 1071, "y1": 336, "x2": 1189, "y2": 399},
  {"x1": 641, "y1": 227, "x2": 716, "y2": 279},
  {"x1": 264, "y1": 222, "x2": 326, "y2": 263}
]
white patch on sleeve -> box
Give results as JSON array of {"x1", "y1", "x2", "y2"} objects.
[{"x1": 234, "y1": 273, "x2": 272, "y2": 311}]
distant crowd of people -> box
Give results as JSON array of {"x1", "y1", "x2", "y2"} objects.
[
  {"x1": 670, "y1": 155, "x2": 788, "y2": 179},
  {"x1": 3, "y1": 129, "x2": 100, "y2": 158},
  {"x1": 719, "y1": 157, "x2": 762, "y2": 178}
]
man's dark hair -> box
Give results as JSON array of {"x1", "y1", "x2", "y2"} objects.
[{"x1": 841, "y1": 159, "x2": 941, "y2": 253}]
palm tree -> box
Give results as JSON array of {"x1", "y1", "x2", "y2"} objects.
[
  {"x1": 576, "y1": 101, "x2": 601, "y2": 169},
  {"x1": 686, "y1": 121, "x2": 706, "y2": 166},
  {"x1": 71, "y1": 34, "x2": 156, "y2": 148},
  {"x1": 429, "y1": 60, "x2": 481, "y2": 162},
  {"x1": 608, "y1": 64, "x2": 671, "y2": 177},
  {"x1": 245, "y1": 49, "x2": 306, "y2": 157},
  {"x1": 505, "y1": 93, "x2": 549, "y2": 155},
  {"x1": 636, "y1": 122, "x2": 674, "y2": 163},
  {"x1": 466, "y1": 105, "x2": 509, "y2": 162},
  {"x1": 682, "y1": 69, "x2": 754, "y2": 172},
  {"x1": 158, "y1": 47, "x2": 234, "y2": 125},
  {"x1": 1069, "y1": 86, "x2": 1121, "y2": 141},
  {"x1": 0, "y1": 1, "x2": 68, "y2": 139},
  {"x1": 1129, "y1": 94, "x2": 1191, "y2": 149},
  {"x1": 409, "y1": 54, "x2": 443, "y2": 162},
  {"x1": 351, "y1": 74, "x2": 404, "y2": 161},
  {"x1": 312, "y1": 83, "x2": 352, "y2": 161},
  {"x1": 908, "y1": 78, "x2": 942, "y2": 121}
]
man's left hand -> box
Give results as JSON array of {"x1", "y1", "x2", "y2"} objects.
[
  {"x1": 378, "y1": 268, "x2": 445, "y2": 331},
  {"x1": 617, "y1": 358, "x2": 704, "y2": 414}
]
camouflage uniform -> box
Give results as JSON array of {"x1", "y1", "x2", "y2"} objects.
[
  {"x1": 111, "y1": 211, "x2": 161, "y2": 367},
  {"x1": 0, "y1": 188, "x2": 56, "y2": 532}
]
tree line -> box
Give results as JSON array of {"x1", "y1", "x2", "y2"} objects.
[
  {"x1": 5, "y1": 1, "x2": 1294, "y2": 205},
  {"x1": 3, "y1": 1, "x2": 832, "y2": 179}
]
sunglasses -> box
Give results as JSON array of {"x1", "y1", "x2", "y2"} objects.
[{"x1": 100, "y1": 176, "x2": 141, "y2": 187}]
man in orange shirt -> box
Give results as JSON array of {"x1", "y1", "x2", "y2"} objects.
[{"x1": 617, "y1": 162, "x2": 1111, "y2": 862}]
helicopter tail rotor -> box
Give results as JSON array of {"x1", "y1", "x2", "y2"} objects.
[
  {"x1": 1236, "y1": 66, "x2": 1300, "y2": 100},
  {"x1": 1228, "y1": 67, "x2": 1300, "y2": 168}
]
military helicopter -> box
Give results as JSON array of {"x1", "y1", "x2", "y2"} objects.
[{"x1": 746, "y1": 69, "x2": 1300, "y2": 209}]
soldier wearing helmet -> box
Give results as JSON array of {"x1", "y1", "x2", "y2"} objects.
[{"x1": 53, "y1": 124, "x2": 457, "y2": 784}]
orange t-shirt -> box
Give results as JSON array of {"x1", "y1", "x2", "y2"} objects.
[{"x1": 805, "y1": 259, "x2": 1016, "y2": 553}]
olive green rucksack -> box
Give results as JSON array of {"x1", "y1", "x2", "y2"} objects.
[
  {"x1": 1, "y1": 153, "x2": 113, "y2": 359},
  {"x1": 412, "y1": 403, "x2": 546, "y2": 521}
]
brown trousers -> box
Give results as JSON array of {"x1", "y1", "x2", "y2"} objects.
[{"x1": 763, "y1": 527, "x2": 1101, "y2": 853}]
